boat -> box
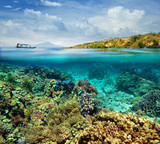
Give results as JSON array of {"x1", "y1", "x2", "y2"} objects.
[{"x1": 16, "y1": 43, "x2": 36, "y2": 48}]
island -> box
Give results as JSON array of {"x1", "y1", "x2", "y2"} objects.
[{"x1": 68, "y1": 32, "x2": 160, "y2": 48}]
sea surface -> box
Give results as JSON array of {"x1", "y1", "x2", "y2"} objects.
[{"x1": 0, "y1": 47, "x2": 160, "y2": 143}]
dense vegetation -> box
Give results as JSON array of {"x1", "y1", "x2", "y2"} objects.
[{"x1": 68, "y1": 32, "x2": 160, "y2": 48}]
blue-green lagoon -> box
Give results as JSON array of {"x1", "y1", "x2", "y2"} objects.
[{"x1": 0, "y1": 47, "x2": 160, "y2": 143}]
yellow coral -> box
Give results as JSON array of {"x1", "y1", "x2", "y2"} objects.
[
  {"x1": 0, "y1": 135, "x2": 5, "y2": 144},
  {"x1": 68, "y1": 111, "x2": 160, "y2": 143}
]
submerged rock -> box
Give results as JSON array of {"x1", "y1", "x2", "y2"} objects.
[
  {"x1": 116, "y1": 72, "x2": 154, "y2": 96},
  {"x1": 132, "y1": 89, "x2": 160, "y2": 117}
]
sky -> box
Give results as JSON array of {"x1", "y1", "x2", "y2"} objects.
[{"x1": 0, "y1": 0, "x2": 160, "y2": 47}]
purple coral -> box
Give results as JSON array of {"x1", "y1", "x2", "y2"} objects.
[{"x1": 79, "y1": 93, "x2": 97, "y2": 117}]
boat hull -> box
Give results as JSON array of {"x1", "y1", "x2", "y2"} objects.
[{"x1": 16, "y1": 47, "x2": 36, "y2": 49}]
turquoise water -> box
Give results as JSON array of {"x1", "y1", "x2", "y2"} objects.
[{"x1": 0, "y1": 47, "x2": 160, "y2": 143}]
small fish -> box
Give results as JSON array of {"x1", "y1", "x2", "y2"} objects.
[{"x1": 78, "y1": 89, "x2": 82, "y2": 94}]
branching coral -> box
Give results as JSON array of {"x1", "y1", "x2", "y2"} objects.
[
  {"x1": 66, "y1": 111, "x2": 160, "y2": 144},
  {"x1": 156, "y1": 127, "x2": 160, "y2": 137}
]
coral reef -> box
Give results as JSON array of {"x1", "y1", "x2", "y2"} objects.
[
  {"x1": 156, "y1": 127, "x2": 160, "y2": 137},
  {"x1": 78, "y1": 93, "x2": 98, "y2": 117},
  {"x1": 132, "y1": 89, "x2": 160, "y2": 117},
  {"x1": 1, "y1": 63, "x2": 160, "y2": 144},
  {"x1": 25, "y1": 99, "x2": 83, "y2": 143},
  {"x1": 66, "y1": 111, "x2": 160, "y2": 144},
  {"x1": 46, "y1": 99, "x2": 83, "y2": 126},
  {"x1": 116, "y1": 72, "x2": 154, "y2": 96},
  {"x1": 73, "y1": 79, "x2": 99, "y2": 117},
  {"x1": 73, "y1": 79, "x2": 98, "y2": 96},
  {"x1": 44, "y1": 79, "x2": 75, "y2": 99},
  {"x1": 25, "y1": 125, "x2": 71, "y2": 143},
  {"x1": 0, "y1": 135, "x2": 6, "y2": 144}
]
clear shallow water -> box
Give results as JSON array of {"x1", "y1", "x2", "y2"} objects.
[
  {"x1": 0, "y1": 47, "x2": 160, "y2": 143},
  {"x1": 1, "y1": 47, "x2": 160, "y2": 111},
  {"x1": 1, "y1": 47, "x2": 160, "y2": 62}
]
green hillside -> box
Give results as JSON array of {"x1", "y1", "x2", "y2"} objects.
[{"x1": 68, "y1": 32, "x2": 160, "y2": 48}]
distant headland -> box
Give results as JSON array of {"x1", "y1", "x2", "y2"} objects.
[{"x1": 68, "y1": 32, "x2": 160, "y2": 48}]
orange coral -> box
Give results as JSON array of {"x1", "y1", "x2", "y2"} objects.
[{"x1": 11, "y1": 115, "x2": 24, "y2": 126}]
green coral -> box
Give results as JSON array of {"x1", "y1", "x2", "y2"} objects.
[
  {"x1": 5, "y1": 73, "x2": 17, "y2": 84},
  {"x1": 22, "y1": 79, "x2": 33, "y2": 92},
  {"x1": 47, "y1": 99, "x2": 83, "y2": 126},
  {"x1": 0, "y1": 135, "x2": 5, "y2": 144},
  {"x1": 25, "y1": 99, "x2": 83, "y2": 143}
]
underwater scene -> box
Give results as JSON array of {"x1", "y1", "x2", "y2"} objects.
[{"x1": 0, "y1": 47, "x2": 160, "y2": 143}]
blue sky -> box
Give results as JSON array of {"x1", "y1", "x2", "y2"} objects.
[{"x1": 0, "y1": 0, "x2": 160, "y2": 47}]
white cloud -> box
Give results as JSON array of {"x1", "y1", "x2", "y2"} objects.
[
  {"x1": 0, "y1": 4, "x2": 160, "y2": 47},
  {"x1": 13, "y1": 8, "x2": 21, "y2": 11},
  {"x1": 24, "y1": 9, "x2": 66, "y2": 32},
  {"x1": 41, "y1": 0, "x2": 62, "y2": 7},
  {"x1": 24, "y1": 9, "x2": 41, "y2": 17},
  {"x1": 3, "y1": 5, "x2": 12, "y2": 8},
  {"x1": 87, "y1": 6, "x2": 145, "y2": 35},
  {"x1": 0, "y1": 9, "x2": 67, "y2": 47},
  {"x1": 63, "y1": 6, "x2": 147, "y2": 45}
]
